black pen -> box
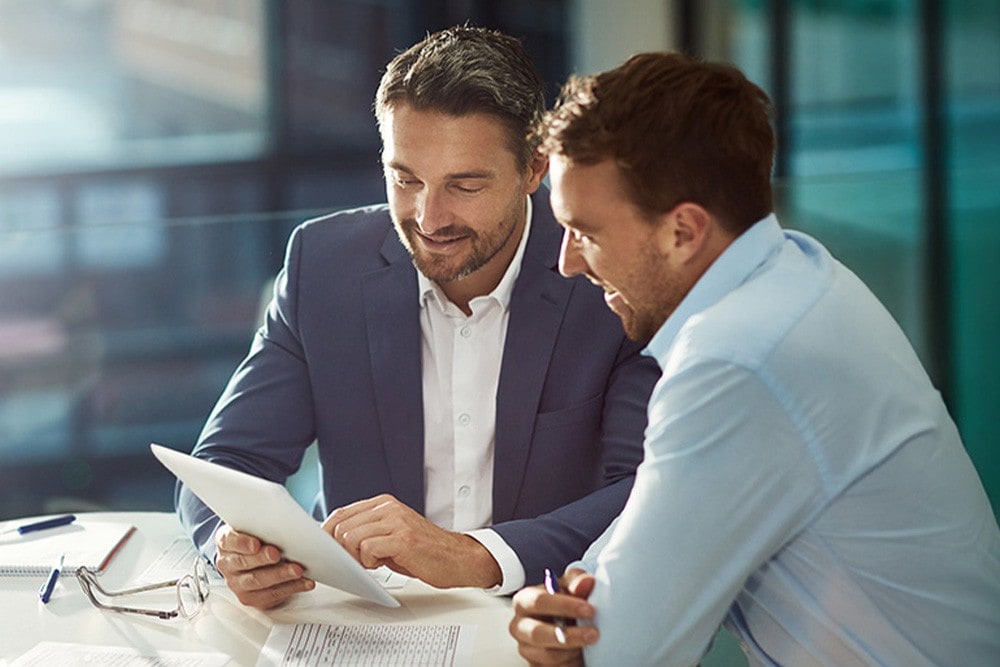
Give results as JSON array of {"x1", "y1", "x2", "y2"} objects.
[
  {"x1": 2, "y1": 514, "x2": 77, "y2": 536},
  {"x1": 544, "y1": 567, "x2": 569, "y2": 644}
]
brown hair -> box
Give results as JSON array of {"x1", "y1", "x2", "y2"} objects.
[
  {"x1": 539, "y1": 52, "x2": 775, "y2": 233},
  {"x1": 375, "y1": 25, "x2": 545, "y2": 170}
]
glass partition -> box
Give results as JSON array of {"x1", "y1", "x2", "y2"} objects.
[
  {"x1": 0, "y1": 0, "x2": 269, "y2": 177},
  {"x1": 0, "y1": 205, "x2": 312, "y2": 519},
  {"x1": 946, "y1": 0, "x2": 1000, "y2": 510}
]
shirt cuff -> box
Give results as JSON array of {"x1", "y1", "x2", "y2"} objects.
[
  {"x1": 465, "y1": 528, "x2": 526, "y2": 595},
  {"x1": 204, "y1": 522, "x2": 223, "y2": 570}
]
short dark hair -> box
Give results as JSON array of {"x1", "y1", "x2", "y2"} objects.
[
  {"x1": 375, "y1": 25, "x2": 546, "y2": 170},
  {"x1": 539, "y1": 52, "x2": 775, "y2": 233}
]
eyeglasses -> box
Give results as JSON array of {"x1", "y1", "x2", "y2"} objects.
[{"x1": 75, "y1": 557, "x2": 211, "y2": 620}]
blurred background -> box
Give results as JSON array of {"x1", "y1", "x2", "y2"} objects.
[{"x1": 0, "y1": 0, "x2": 997, "y2": 522}]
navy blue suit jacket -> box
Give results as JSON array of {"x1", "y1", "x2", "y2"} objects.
[{"x1": 177, "y1": 189, "x2": 659, "y2": 585}]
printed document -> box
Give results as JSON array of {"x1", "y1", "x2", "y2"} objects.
[
  {"x1": 9, "y1": 641, "x2": 230, "y2": 666},
  {"x1": 256, "y1": 623, "x2": 475, "y2": 666}
]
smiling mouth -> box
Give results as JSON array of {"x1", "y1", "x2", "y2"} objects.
[
  {"x1": 415, "y1": 230, "x2": 469, "y2": 252},
  {"x1": 603, "y1": 288, "x2": 628, "y2": 311}
]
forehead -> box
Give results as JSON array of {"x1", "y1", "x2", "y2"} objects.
[
  {"x1": 380, "y1": 104, "x2": 518, "y2": 174},
  {"x1": 549, "y1": 156, "x2": 634, "y2": 225}
]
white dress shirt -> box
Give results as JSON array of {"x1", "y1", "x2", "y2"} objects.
[
  {"x1": 416, "y1": 197, "x2": 532, "y2": 594},
  {"x1": 574, "y1": 214, "x2": 1000, "y2": 666}
]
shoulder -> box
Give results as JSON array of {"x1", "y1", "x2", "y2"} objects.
[
  {"x1": 295, "y1": 203, "x2": 394, "y2": 245},
  {"x1": 670, "y1": 232, "x2": 836, "y2": 375},
  {"x1": 284, "y1": 203, "x2": 403, "y2": 270}
]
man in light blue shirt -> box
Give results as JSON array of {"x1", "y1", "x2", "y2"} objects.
[{"x1": 509, "y1": 52, "x2": 1000, "y2": 666}]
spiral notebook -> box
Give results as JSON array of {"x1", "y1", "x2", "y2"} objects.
[{"x1": 0, "y1": 519, "x2": 135, "y2": 576}]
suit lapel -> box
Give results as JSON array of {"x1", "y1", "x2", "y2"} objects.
[
  {"x1": 362, "y1": 230, "x2": 425, "y2": 513},
  {"x1": 493, "y1": 192, "x2": 575, "y2": 522}
]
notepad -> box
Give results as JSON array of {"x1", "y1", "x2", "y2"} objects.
[{"x1": 0, "y1": 519, "x2": 135, "y2": 576}]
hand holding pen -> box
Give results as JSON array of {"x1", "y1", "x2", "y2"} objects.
[
  {"x1": 544, "y1": 568, "x2": 570, "y2": 643},
  {"x1": 509, "y1": 567, "x2": 599, "y2": 662}
]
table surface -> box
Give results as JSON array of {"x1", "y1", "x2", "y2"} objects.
[{"x1": 0, "y1": 511, "x2": 523, "y2": 666}]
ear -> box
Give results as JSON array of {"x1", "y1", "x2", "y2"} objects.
[
  {"x1": 657, "y1": 202, "x2": 713, "y2": 265},
  {"x1": 523, "y1": 152, "x2": 549, "y2": 194}
]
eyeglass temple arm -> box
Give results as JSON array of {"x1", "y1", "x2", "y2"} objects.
[
  {"x1": 76, "y1": 577, "x2": 178, "y2": 620},
  {"x1": 78, "y1": 570, "x2": 179, "y2": 598}
]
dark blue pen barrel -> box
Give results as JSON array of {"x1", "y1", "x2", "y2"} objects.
[{"x1": 19, "y1": 514, "x2": 76, "y2": 535}]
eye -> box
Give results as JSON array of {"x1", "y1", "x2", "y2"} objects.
[
  {"x1": 385, "y1": 169, "x2": 419, "y2": 188},
  {"x1": 570, "y1": 228, "x2": 592, "y2": 244},
  {"x1": 452, "y1": 182, "x2": 485, "y2": 195}
]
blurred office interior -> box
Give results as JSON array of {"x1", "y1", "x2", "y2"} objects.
[{"x1": 1, "y1": 0, "x2": 997, "y2": 523}]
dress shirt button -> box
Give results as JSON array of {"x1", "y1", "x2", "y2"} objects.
[
  {"x1": 459, "y1": 325, "x2": 472, "y2": 338},
  {"x1": 458, "y1": 485, "x2": 471, "y2": 497},
  {"x1": 457, "y1": 413, "x2": 471, "y2": 426}
]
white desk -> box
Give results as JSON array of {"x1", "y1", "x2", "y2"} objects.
[{"x1": 0, "y1": 512, "x2": 523, "y2": 666}]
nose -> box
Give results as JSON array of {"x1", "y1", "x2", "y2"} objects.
[
  {"x1": 558, "y1": 229, "x2": 586, "y2": 278},
  {"x1": 415, "y1": 187, "x2": 450, "y2": 235}
]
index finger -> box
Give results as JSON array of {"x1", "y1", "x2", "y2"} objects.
[
  {"x1": 322, "y1": 494, "x2": 397, "y2": 530},
  {"x1": 512, "y1": 585, "x2": 596, "y2": 621}
]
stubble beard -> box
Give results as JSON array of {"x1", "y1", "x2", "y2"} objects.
[
  {"x1": 395, "y1": 203, "x2": 522, "y2": 285},
  {"x1": 613, "y1": 249, "x2": 681, "y2": 343}
]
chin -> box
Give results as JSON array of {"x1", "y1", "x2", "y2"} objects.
[{"x1": 619, "y1": 312, "x2": 661, "y2": 343}]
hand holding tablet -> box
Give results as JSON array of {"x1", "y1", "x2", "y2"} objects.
[{"x1": 151, "y1": 444, "x2": 399, "y2": 608}]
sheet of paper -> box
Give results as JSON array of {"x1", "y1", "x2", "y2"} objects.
[
  {"x1": 0, "y1": 521, "x2": 135, "y2": 576},
  {"x1": 256, "y1": 623, "x2": 476, "y2": 667},
  {"x1": 9, "y1": 641, "x2": 231, "y2": 667},
  {"x1": 136, "y1": 537, "x2": 223, "y2": 585}
]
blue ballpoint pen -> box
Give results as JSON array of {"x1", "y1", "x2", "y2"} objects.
[
  {"x1": 2, "y1": 514, "x2": 77, "y2": 536},
  {"x1": 544, "y1": 568, "x2": 569, "y2": 644},
  {"x1": 39, "y1": 553, "x2": 64, "y2": 604}
]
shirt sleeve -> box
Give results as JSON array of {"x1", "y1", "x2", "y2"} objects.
[
  {"x1": 582, "y1": 359, "x2": 824, "y2": 667},
  {"x1": 466, "y1": 528, "x2": 526, "y2": 595}
]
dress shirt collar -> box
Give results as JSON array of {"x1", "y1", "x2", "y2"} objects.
[
  {"x1": 646, "y1": 213, "x2": 783, "y2": 363},
  {"x1": 418, "y1": 195, "x2": 533, "y2": 314}
]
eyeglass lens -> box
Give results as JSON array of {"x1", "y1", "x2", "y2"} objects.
[{"x1": 177, "y1": 559, "x2": 211, "y2": 618}]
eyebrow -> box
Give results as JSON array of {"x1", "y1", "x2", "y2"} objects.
[{"x1": 385, "y1": 160, "x2": 495, "y2": 181}]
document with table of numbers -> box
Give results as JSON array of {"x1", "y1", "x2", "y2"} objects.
[{"x1": 256, "y1": 623, "x2": 476, "y2": 667}]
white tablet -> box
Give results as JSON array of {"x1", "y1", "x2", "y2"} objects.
[{"x1": 150, "y1": 443, "x2": 399, "y2": 607}]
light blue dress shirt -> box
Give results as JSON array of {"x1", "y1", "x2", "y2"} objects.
[{"x1": 576, "y1": 214, "x2": 1000, "y2": 666}]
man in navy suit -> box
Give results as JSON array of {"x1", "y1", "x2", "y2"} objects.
[{"x1": 176, "y1": 25, "x2": 658, "y2": 609}]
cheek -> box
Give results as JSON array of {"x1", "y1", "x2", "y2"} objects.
[
  {"x1": 581, "y1": 246, "x2": 609, "y2": 276},
  {"x1": 386, "y1": 188, "x2": 413, "y2": 217}
]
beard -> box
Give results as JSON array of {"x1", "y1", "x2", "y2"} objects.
[
  {"x1": 608, "y1": 245, "x2": 684, "y2": 343},
  {"x1": 617, "y1": 300, "x2": 666, "y2": 343},
  {"x1": 393, "y1": 200, "x2": 523, "y2": 285}
]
